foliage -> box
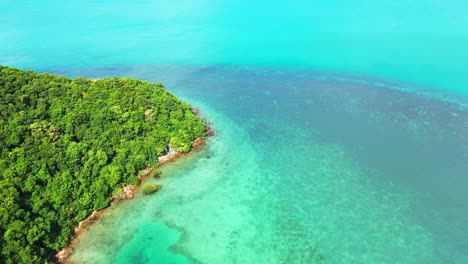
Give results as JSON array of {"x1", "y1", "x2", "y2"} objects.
[
  {"x1": 141, "y1": 183, "x2": 161, "y2": 195},
  {"x1": 0, "y1": 66, "x2": 206, "y2": 263}
]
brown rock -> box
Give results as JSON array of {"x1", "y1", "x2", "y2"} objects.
[
  {"x1": 207, "y1": 128, "x2": 214, "y2": 136},
  {"x1": 122, "y1": 184, "x2": 137, "y2": 199},
  {"x1": 192, "y1": 137, "x2": 204, "y2": 148}
]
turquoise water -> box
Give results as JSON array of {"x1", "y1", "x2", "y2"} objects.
[
  {"x1": 2, "y1": 0, "x2": 468, "y2": 95},
  {"x1": 2, "y1": 1, "x2": 468, "y2": 263}
]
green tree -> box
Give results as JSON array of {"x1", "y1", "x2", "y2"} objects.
[{"x1": 0, "y1": 66, "x2": 207, "y2": 263}]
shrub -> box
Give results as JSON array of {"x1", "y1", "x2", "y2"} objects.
[{"x1": 142, "y1": 183, "x2": 161, "y2": 195}]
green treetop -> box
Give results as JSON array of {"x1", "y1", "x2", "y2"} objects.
[{"x1": 0, "y1": 66, "x2": 206, "y2": 263}]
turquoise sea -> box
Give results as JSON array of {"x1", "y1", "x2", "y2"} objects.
[{"x1": 1, "y1": 1, "x2": 468, "y2": 263}]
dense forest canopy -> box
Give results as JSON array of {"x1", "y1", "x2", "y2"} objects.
[{"x1": 0, "y1": 66, "x2": 206, "y2": 263}]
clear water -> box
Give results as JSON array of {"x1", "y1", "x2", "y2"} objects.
[{"x1": 1, "y1": 1, "x2": 468, "y2": 263}]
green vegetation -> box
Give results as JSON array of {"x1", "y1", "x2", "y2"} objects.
[
  {"x1": 141, "y1": 183, "x2": 161, "y2": 195},
  {"x1": 0, "y1": 66, "x2": 206, "y2": 263}
]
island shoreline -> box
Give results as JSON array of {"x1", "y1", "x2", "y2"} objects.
[{"x1": 55, "y1": 113, "x2": 213, "y2": 263}]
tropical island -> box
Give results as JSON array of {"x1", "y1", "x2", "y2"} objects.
[{"x1": 0, "y1": 66, "x2": 208, "y2": 263}]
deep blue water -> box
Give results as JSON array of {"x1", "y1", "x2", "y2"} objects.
[{"x1": 1, "y1": 1, "x2": 468, "y2": 263}]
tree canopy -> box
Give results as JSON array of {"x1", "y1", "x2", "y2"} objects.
[{"x1": 0, "y1": 66, "x2": 206, "y2": 263}]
